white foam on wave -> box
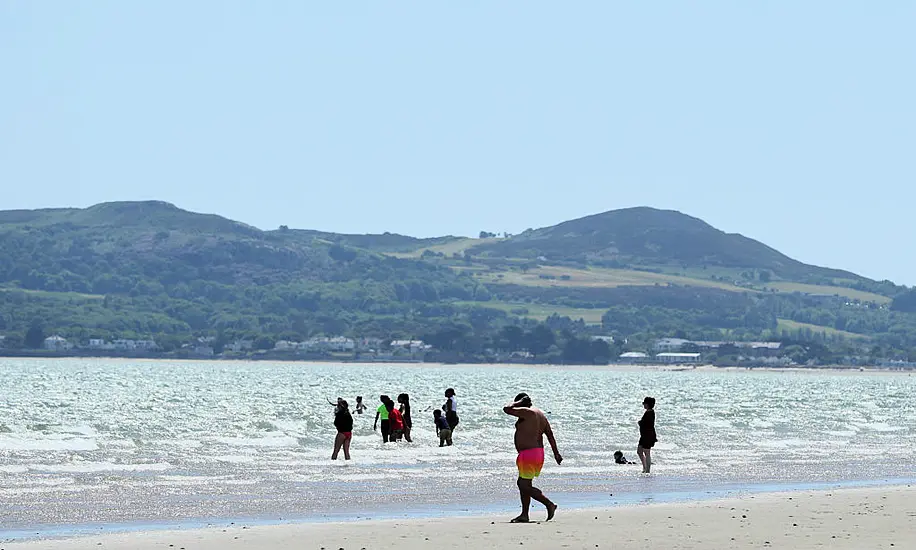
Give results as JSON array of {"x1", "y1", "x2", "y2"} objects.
[
  {"x1": 150, "y1": 474, "x2": 258, "y2": 487},
  {"x1": 0, "y1": 436, "x2": 99, "y2": 452},
  {"x1": 29, "y1": 461, "x2": 173, "y2": 474},
  {"x1": 0, "y1": 484, "x2": 99, "y2": 496},
  {"x1": 58, "y1": 424, "x2": 99, "y2": 436},
  {"x1": 145, "y1": 438, "x2": 203, "y2": 449},
  {"x1": 215, "y1": 435, "x2": 300, "y2": 448},
  {"x1": 752, "y1": 438, "x2": 808, "y2": 449},
  {"x1": 854, "y1": 422, "x2": 905, "y2": 433},
  {"x1": 5, "y1": 478, "x2": 80, "y2": 489},
  {"x1": 214, "y1": 455, "x2": 257, "y2": 464}
]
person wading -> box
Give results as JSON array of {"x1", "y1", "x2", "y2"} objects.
[
  {"x1": 637, "y1": 396, "x2": 657, "y2": 473},
  {"x1": 503, "y1": 392, "x2": 562, "y2": 523}
]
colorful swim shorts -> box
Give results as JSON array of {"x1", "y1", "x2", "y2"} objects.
[{"x1": 516, "y1": 447, "x2": 545, "y2": 479}]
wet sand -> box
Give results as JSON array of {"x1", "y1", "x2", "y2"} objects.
[{"x1": 6, "y1": 485, "x2": 914, "y2": 549}]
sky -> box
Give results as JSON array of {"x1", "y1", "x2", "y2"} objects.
[{"x1": 2, "y1": 2, "x2": 914, "y2": 284}]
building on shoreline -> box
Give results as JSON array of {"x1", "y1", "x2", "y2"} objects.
[
  {"x1": 43, "y1": 335, "x2": 73, "y2": 351},
  {"x1": 656, "y1": 352, "x2": 701, "y2": 364},
  {"x1": 619, "y1": 351, "x2": 648, "y2": 364}
]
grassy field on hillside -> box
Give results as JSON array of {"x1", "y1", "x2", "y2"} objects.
[
  {"x1": 466, "y1": 265, "x2": 890, "y2": 307},
  {"x1": 765, "y1": 282, "x2": 890, "y2": 304},
  {"x1": 388, "y1": 237, "x2": 498, "y2": 258},
  {"x1": 776, "y1": 318, "x2": 866, "y2": 339},
  {"x1": 456, "y1": 300, "x2": 605, "y2": 324},
  {"x1": 473, "y1": 265, "x2": 749, "y2": 292}
]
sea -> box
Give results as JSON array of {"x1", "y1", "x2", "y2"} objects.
[{"x1": 1, "y1": 358, "x2": 915, "y2": 540}]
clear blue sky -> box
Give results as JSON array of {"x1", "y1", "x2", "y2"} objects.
[{"x1": 2, "y1": 2, "x2": 913, "y2": 284}]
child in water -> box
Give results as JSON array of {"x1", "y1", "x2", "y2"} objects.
[
  {"x1": 433, "y1": 409, "x2": 452, "y2": 447},
  {"x1": 614, "y1": 450, "x2": 635, "y2": 464},
  {"x1": 355, "y1": 395, "x2": 367, "y2": 415}
]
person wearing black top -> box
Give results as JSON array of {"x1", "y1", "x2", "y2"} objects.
[
  {"x1": 637, "y1": 396, "x2": 657, "y2": 473},
  {"x1": 397, "y1": 393, "x2": 413, "y2": 443},
  {"x1": 332, "y1": 399, "x2": 353, "y2": 460},
  {"x1": 443, "y1": 388, "x2": 459, "y2": 431}
]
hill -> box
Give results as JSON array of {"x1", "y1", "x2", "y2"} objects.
[
  {"x1": 468, "y1": 207, "x2": 867, "y2": 285},
  {"x1": 0, "y1": 201, "x2": 485, "y2": 344}
]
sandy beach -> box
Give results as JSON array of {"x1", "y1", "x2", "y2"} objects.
[{"x1": 6, "y1": 485, "x2": 914, "y2": 550}]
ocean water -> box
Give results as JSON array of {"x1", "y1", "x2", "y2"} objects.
[{"x1": 1, "y1": 358, "x2": 915, "y2": 537}]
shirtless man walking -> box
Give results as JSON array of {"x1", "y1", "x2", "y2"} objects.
[{"x1": 503, "y1": 392, "x2": 562, "y2": 523}]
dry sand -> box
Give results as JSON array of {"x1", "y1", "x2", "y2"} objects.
[{"x1": 6, "y1": 485, "x2": 914, "y2": 550}]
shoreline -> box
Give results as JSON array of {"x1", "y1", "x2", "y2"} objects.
[
  {"x1": 5, "y1": 484, "x2": 914, "y2": 549},
  {"x1": 5, "y1": 477, "x2": 914, "y2": 544},
  {"x1": 2, "y1": 354, "x2": 914, "y2": 374}
]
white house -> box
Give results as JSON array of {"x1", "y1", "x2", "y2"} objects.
[
  {"x1": 299, "y1": 337, "x2": 357, "y2": 353},
  {"x1": 326, "y1": 336, "x2": 355, "y2": 352},
  {"x1": 655, "y1": 352, "x2": 701, "y2": 364},
  {"x1": 108, "y1": 339, "x2": 158, "y2": 351},
  {"x1": 274, "y1": 340, "x2": 298, "y2": 351},
  {"x1": 228, "y1": 340, "x2": 253, "y2": 353},
  {"x1": 87, "y1": 338, "x2": 112, "y2": 350},
  {"x1": 619, "y1": 351, "x2": 648, "y2": 363},
  {"x1": 390, "y1": 340, "x2": 429, "y2": 352},
  {"x1": 653, "y1": 338, "x2": 690, "y2": 352},
  {"x1": 44, "y1": 335, "x2": 73, "y2": 351},
  {"x1": 134, "y1": 340, "x2": 159, "y2": 351}
]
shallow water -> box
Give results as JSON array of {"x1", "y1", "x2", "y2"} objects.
[{"x1": 1, "y1": 359, "x2": 915, "y2": 536}]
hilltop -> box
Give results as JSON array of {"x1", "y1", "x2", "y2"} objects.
[
  {"x1": 0, "y1": 201, "x2": 913, "y2": 364},
  {"x1": 466, "y1": 207, "x2": 865, "y2": 284}
]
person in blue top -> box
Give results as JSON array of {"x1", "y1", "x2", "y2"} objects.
[{"x1": 433, "y1": 409, "x2": 452, "y2": 447}]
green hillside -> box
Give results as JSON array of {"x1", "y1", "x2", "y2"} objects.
[
  {"x1": 467, "y1": 207, "x2": 872, "y2": 286},
  {"x1": 1, "y1": 201, "x2": 914, "y2": 364}
]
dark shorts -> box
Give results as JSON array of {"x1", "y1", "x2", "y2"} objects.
[
  {"x1": 446, "y1": 411, "x2": 459, "y2": 430},
  {"x1": 638, "y1": 439, "x2": 655, "y2": 449},
  {"x1": 380, "y1": 419, "x2": 390, "y2": 435}
]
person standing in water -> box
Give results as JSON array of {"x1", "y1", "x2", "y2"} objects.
[
  {"x1": 503, "y1": 392, "x2": 561, "y2": 523},
  {"x1": 327, "y1": 397, "x2": 344, "y2": 412},
  {"x1": 332, "y1": 399, "x2": 353, "y2": 460},
  {"x1": 397, "y1": 393, "x2": 413, "y2": 443},
  {"x1": 355, "y1": 396, "x2": 367, "y2": 415},
  {"x1": 373, "y1": 395, "x2": 392, "y2": 443},
  {"x1": 443, "y1": 388, "x2": 459, "y2": 433},
  {"x1": 433, "y1": 409, "x2": 452, "y2": 446},
  {"x1": 637, "y1": 396, "x2": 657, "y2": 474},
  {"x1": 387, "y1": 398, "x2": 405, "y2": 441}
]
